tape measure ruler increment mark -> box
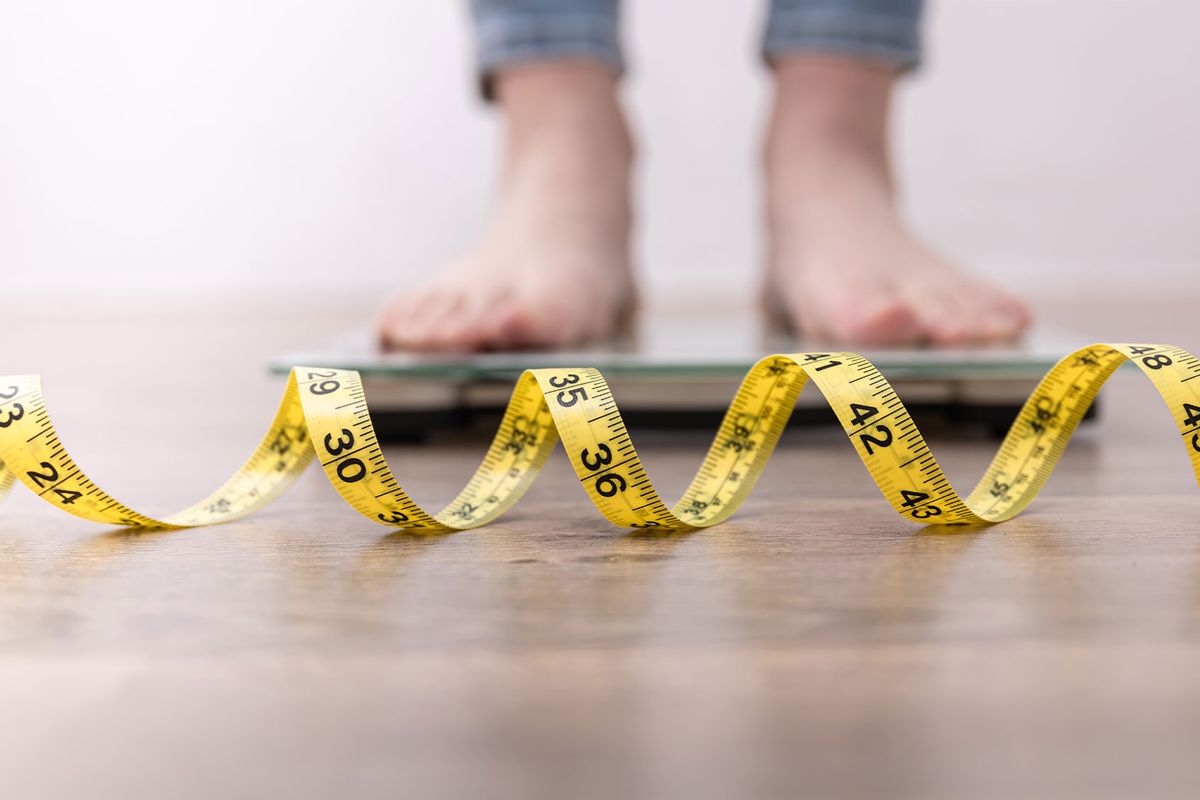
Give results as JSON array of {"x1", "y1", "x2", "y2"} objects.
[{"x1": 1, "y1": 343, "x2": 1198, "y2": 531}]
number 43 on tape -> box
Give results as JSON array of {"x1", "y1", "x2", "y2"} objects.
[{"x1": 1, "y1": 344, "x2": 1197, "y2": 531}]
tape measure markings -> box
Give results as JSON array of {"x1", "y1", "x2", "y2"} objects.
[{"x1": 2, "y1": 343, "x2": 1199, "y2": 531}]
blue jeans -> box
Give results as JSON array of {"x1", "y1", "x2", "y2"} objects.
[{"x1": 470, "y1": 0, "x2": 923, "y2": 98}]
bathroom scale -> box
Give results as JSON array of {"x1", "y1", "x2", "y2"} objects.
[{"x1": 269, "y1": 316, "x2": 1096, "y2": 441}]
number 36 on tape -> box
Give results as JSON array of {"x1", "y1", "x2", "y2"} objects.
[{"x1": 1, "y1": 343, "x2": 1198, "y2": 531}]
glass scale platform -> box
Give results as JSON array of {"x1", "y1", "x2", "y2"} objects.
[{"x1": 269, "y1": 314, "x2": 1095, "y2": 441}]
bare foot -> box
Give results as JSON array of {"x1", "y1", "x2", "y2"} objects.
[
  {"x1": 380, "y1": 64, "x2": 636, "y2": 351},
  {"x1": 764, "y1": 57, "x2": 1030, "y2": 347}
]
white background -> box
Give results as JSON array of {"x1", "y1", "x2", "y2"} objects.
[{"x1": 3, "y1": 0, "x2": 1198, "y2": 306}]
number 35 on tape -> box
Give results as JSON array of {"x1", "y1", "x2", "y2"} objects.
[{"x1": 1, "y1": 344, "x2": 1198, "y2": 531}]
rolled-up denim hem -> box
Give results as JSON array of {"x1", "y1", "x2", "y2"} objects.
[
  {"x1": 763, "y1": 10, "x2": 922, "y2": 72},
  {"x1": 475, "y1": 13, "x2": 624, "y2": 101}
]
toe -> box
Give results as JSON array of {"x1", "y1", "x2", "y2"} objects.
[
  {"x1": 495, "y1": 304, "x2": 560, "y2": 350},
  {"x1": 388, "y1": 290, "x2": 463, "y2": 351},
  {"x1": 494, "y1": 287, "x2": 588, "y2": 349},
  {"x1": 379, "y1": 291, "x2": 428, "y2": 350},
  {"x1": 921, "y1": 303, "x2": 981, "y2": 346},
  {"x1": 434, "y1": 287, "x2": 510, "y2": 351},
  {"x1": 911, "y1": 278, "x2": 1027, "y2": 346},
  {"x1": 988, "y1": 290, "x2": 1033, "y2": 337},
  {"x1": 945, "y1": 284, "x2": 1030, "y2": 345},
  {"x1": 905, "y1": 283, "x2": 971, "y2": 346},
  {"x1": 827, "y1": 291, "x2": 923, "y2": 346},
  {"x1": 416, "y1": 293, "x2": 476, "y2": 352}
]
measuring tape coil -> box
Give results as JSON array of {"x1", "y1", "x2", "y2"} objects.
[{"x1": 1, "y1": 343, "x2": 1197, "y2": 531}]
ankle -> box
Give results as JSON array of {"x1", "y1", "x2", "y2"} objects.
[
  {"x1": 494, "y1": 62, "x2": 633, "y2": 165},
  {"x1": 765, "y1": 55, "x2": 894, "y2": 172}
]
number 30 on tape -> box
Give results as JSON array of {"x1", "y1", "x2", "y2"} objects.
[{"x1": 1, "y1": 343, "x2": 1198, "y2": 531}]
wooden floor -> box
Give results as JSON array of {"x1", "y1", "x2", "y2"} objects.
[{"x1": 3, "y1": 297, "x2": 1199, "y2": 799}]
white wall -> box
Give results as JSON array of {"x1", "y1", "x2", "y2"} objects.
[{"x1": 2, "y1": 0, "x2": 1198, "y2": 306}]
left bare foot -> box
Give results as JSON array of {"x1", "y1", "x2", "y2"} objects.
[{"x1": 764, "y1": 57, "x2": 1030, "y2": 346}]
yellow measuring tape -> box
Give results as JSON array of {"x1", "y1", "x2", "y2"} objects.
[{"x1": 1, "y1": 343, "x2": 1198, "y2": 531}]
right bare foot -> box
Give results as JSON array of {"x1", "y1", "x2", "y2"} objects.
[
  {"x1": 380, "y1": 64, "x2": 636, "y2": 351},
  {"x1": 763, "y1": 57, "x2": 1030, "y2": 347}
]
